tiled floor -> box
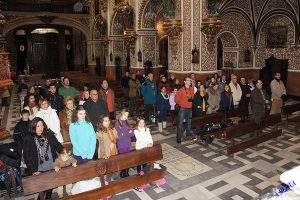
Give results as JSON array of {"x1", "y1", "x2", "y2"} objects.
[{"x1": 1, "y1": 85, "x2": 300, "y2": 200}]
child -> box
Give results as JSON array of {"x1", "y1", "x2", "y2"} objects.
[
  {"x1": 69, "y1": 105, "x2": 96, "y2": 164},
  {"x1": 13, "y1": 109, "x2": 30, "y2": 146},
  {"x1": 156, "y1": 86, "x2": 171, "y2": 132},
  {"x1": 169, "y1": 88, "x2": 178, "y2": 126},
  {"x1": 23, "y1": 94, "x2": 39, "y2": 120},
  {"x1": 134, "y1": 117, "x2": 153, "y2": 174},
  {"x1": 96, "y1": 115, "x2": 118, "y2": 159},
  {"x1": 115, "y1": 109, "x2": 134, "y2": 178},
  {"x1": 193, "y1": 85, "x2": 209, "y2": 117}
]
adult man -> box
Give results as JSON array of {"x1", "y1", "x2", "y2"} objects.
[
  {"x1": 251, "y1": 80, "x2": 269, "y2": 125},
  {"x1": 121, "y1": 71, "x2": 131, "y2": 98},
  {"x1": 128, "y1": 74, "x2": 141, "y2": 116},
  {"x1": 99, "y1": 80, "x2": 115, "y2": 120},
  {"x1": 46, "y1": 83, "x2": 64, "y2": 114},
  {"x1": 219, "y1": 74, "x2": 227, "y2": 91},
  {"x1": 58, "y1": 77, "x2": 79, "y2": 99},
  {"x1": 141, "y1": 73, "x2": 157, "y2": 122},
  {"x1": 239, "y1": 77, "x2": 251, "y2": 121},
  {"x1": 168, "y1": 73, "x2": 176, "y2": 89},
  {"x1": 83, "y1": 89, "x2": 108, "y2": 130},
  {"x1": 229, "y1": 74, "x2": 242, "y2": 108},
  {"x1": 136, "y1": 70, "x2": 145, "y2": 84},
  {"x1": 175, "y1": 77, "x2": 194, "y2": 144},
  {"x1": 270, "y1": 73, "x2": 286, "y2": 114}
]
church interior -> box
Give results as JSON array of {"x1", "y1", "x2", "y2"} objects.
[{"x1": 0, "y1": 0, "x2": 300, "y2": 200}]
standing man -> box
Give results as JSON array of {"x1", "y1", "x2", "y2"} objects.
[
  {"x1": 270, "y1": 73, "x2": 286, "y2": 114},
  {"x1": 229, "y1": 74, "x2": 242, "y2": 109},
  {"x1": 121, "y1": 71, "x2": 131, "y2": 98},
  {"x1": 251, "y1": 80, "x2": 269, "y2": 125},
  {"x1": 128, "y1": 74, "x2": 141, "y2": 116},
  {"x1": 58, "y1": 77, "x2": 79, "y2": 100},
  {"x1": 141, "y1": 73, "x2": 157, "y2": 122},
  {"x1": 83, "y1": 89, "x2": 108, "y2": 130},
  {"x1": 175, "y1": 77, "x2": 194, "y2": 144},
  {"x1": 239, "y1": 77, "x2": 251, "y2": 121},
  {"x1": 46, "y1": 83, "x2": 64, "y2": 114},
  {"x1": 99, "y1": 80, "x2": 115, "y2": 120}
]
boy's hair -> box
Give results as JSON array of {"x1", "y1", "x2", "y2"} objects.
[{"x1": 21, "y1": 109, "x2": 30, "y2": 115}]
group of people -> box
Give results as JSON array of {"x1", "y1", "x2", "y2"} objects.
[{"x1": 14, "y1": 76, "x2": 154, "y2": 199}]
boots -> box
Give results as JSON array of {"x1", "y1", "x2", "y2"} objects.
[
  {"x1": 162, "y1": 121, "x2": 167, "y2": 129},
  {"x1": 158, "y1": 122, "x2": 163, "y2": 132}
]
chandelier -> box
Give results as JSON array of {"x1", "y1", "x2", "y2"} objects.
[
  {"x1": 201, "y1": 15, "x2": 222, "y2": 51},
  {"x1": 156, "y1": 19, "x2": 182, "y2": 37}
]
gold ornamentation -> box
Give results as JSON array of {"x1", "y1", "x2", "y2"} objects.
[{"x1": 201, "y1": 15, "x2": 222, "y2": 52}]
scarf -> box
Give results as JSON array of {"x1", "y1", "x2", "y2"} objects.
[
  {"x1": 34, "y1": 136, "x2": 50, "y2": 164},
  {"x1": 200, "y1": 91, "x2": 206, "y2": 111},
  {"x1": 65, "y1": 108, "x2": 74, "y2": 124},
  {"x1": 161, "y1": 92, "x2": 169, "y2": 100}
]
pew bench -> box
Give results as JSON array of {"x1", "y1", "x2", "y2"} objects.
[
  {"x1": 196, "y1": 114, "x2": 282, "y2": 155},
  {"x1": 22, "y1": 144, "x2": 165, "y2": 200},
  {"x1": 282, "y1": 103, "x2": 300, "y2": 123}
]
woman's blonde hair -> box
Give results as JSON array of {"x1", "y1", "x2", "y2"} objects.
[{"x1": 64, "y1": 96, "x2": 74, "y2": 105}]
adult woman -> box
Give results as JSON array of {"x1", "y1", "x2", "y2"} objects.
[
  {"x1": 59, "y1": 97, "x2": 75, "y2": 143},
  {"x1": 220, "y1": 84, "x2": 234, "y2": 115},
  {"x1": 24, "y1": 94, "x2": 39, "y2": 120},
  {"x1": 35, "y1": 99, "x2": 63, "y2": 143},
  {"x1": 207, "y1": 83, "x2": 221, "y2": 114},
  {"x1": 69, "y1": 105, "x2": 96, "y2": 164},
  {"x1": 192, "y1": 85, "x2": 208, "y2": 117},
  {"x1": 23, "y1": 117, "x2": 63, "y2": 199}
]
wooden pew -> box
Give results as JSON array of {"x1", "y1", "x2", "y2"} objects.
[
  {"x1": 282, "y1": 103, "x2": 300, "y2": 122},
  {"x1": 22, "y1": 144, "x2": 164, "y2": 200},
  {"x1": 197, "y1": 114, "x2": 282, "y2": 155}
]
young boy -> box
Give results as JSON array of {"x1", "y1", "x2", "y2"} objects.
[{"x1": 13, "y1": 110, "x2": 30, "y2": 146}]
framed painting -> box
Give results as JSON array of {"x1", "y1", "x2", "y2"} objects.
[{"x1": 266, "y1": 26, "x2": 288, "y2": 48}]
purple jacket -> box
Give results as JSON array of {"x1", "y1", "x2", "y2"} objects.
[{"x1": 115, "y1": 120, "x2": 134, "y2": 154}]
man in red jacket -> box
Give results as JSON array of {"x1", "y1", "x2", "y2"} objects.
[{"x1": 175, "y1": 77, "x2": 194, "y2": 144}]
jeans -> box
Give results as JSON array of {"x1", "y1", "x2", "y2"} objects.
[{"x1": 177, "y1": 108, "x2": 192, "y2": 142}]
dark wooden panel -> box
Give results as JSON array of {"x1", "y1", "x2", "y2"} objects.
[
  {"x1": 282, "y1": 103, "x2": 300, "y2": 115},
  {"x1": 227, "y1": 129, "x2": 282, "y2": 154},
  {"x1": 23, "y1": 144, "x2": 163, "y2": 195},
  {"x1": 65, "y1": 169, "x2": 165, "y2": 200}
]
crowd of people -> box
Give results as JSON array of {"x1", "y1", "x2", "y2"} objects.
[{"x1": 5, "y1": 70, "x2": 287, "y2": 199}]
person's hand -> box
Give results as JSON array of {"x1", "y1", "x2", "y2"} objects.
[
  {"x1": 54, "y1": 167, "x2": 60, "y2": 172},
  {"x1": 246, "y1": 94, "x2": 251, "y2": 97},
  {"x1": 33, "y1": 171, "x2": 41, "y2": 175}
]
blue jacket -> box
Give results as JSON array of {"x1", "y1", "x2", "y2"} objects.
[
  {"x1": 156, "y1": 93, "x2": 171, "y2": 112},
  {"x1": 141, "y1": 80, "x2": 157, "y2": 105},
  {"x1": 220, "y1": 91, "x2": 234, "y2": 112},
  {"x1": 69, "y1": 121, "x2": 96, "y2": 159}
]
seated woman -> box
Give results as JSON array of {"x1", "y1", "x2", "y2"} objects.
[
  {"x1": 23, "y1": 117, "x2": 63, "y2": 200},
  {"x1": 69, "y1": 105, "x2": 96, "y2": 164},
  {"x1": 59, "y1": 97, "x2": 75, "y2": 143},
  {"x1": 192, "y1": 85, "x2": 208, "y2": 117},
  {"x1": 35, "y1": 99, "x2": 63, "y2": 143},
  {"x1": 23, "y1": 94, "x2": 39, "y2": 120}
]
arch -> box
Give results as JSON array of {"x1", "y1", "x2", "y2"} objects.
[
  {"x1": 3, "y1": 16, "x2": 91, "y2": 40},
  {"x1": 216, "y1": 31, "x2": 239, "y2": 48},
  {"x1": 257, "y1": 12, "x2": 297, "y2": 44}
]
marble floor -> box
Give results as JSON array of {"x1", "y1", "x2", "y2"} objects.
[{"x1": 1, "y1": 86, "x2": 300, "y2": 200}]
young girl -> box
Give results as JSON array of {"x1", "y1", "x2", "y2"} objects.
[
  {"x1": 115, "y1": 109, "x2": 134, "y2": 178},
  {"x1": 96, "y1": 115, "x2": 118, "y2": 159},
  {"x1": 169, "y1": 88, "x2": 178, "y2": 126},
  {"x1": 69, "y1": 105, "x2": 96, "y2": 164},
  {"x1": 24, "y1": 94, "x2": 39, "y2": 120},
  {"x1": 193, "y1": 85, "x2": 209, "y2": 117},
  {"x1": 156, "y1": 86, "x2": 171, "y2": 132},
  {"x1": 134, "y1": 117, "x2": 153, "y2": 174}
]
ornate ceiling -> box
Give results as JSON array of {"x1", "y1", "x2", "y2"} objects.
[{"x1": 218, "y1": 0, "x2": 300, "y2": 44}]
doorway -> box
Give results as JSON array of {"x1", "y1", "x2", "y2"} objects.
[{"x1": 158, "y1": 37, "x2": 168, "y2": 74}]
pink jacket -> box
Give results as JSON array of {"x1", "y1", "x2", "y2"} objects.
[{"x1": 169, "y1": 92, "x2": 176, "y2": 111}]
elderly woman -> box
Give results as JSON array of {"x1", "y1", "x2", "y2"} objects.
[
  {"x1": 35, "y1": 99, "x2": 63, "y2": 143},
  {"x1": 23, "y1": 117, "x2": 63, "y2": 199},
  {"x1": 59, "y1": 97, "x2": 75, "y2": 143}
]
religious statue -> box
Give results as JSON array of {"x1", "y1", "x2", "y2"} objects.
[
  {"x1": 192, "y1": 45, "x2": 200, "y2": 64},
  {"x1": 138, "y1": 50, "x2": 142, "y2": 62}
]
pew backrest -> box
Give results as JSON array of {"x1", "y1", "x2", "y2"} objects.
[{"x1": 22, "y1": 144, "x2": 164, "y2": 198}]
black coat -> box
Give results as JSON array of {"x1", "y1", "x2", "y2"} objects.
[
  {"x1": 239, "y1": 84, "x2": 251, "y2": 116},
  {"x1": 23, "y1": 130, "x2": 63, "y2": 175},
  {"x1": 13, "y1": 120, "x2": 30, "y2": 146},
  {"x1": 250, "y1": 87, "x2": 268, "y2": 123},
  {"x1": 46, "y1": 92, "x2": 64, "y2": 113},
  {"x1": 220, "y1": 91, "x2": 234, "y2": 113},
  {"x1": 83, "y1": 99, "x2": 108, "y2": 130},
  {"x1": 192, "y1": 91, "x2": 208, "y2": 117}
]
